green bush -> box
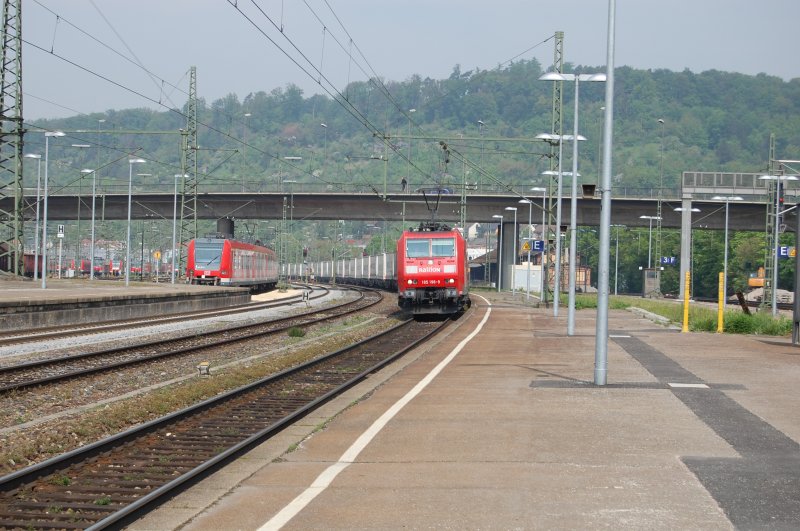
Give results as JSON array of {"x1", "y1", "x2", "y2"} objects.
[{"x1": 288, "y1": 327, "x2": 306, "y2": 338}]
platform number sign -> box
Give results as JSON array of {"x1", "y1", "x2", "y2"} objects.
[
  {"x1": 57, "y1": 224, "x2": 65, "y2": 238},
  {"x1": 778, "y1": 246, "x2": 796, "y2": 259},
  {"x1": 660, "y1": 256, "x2": 676, "y2": 265},
  {"x1": 532, "y1": 240, "x2": 545, "y2": 252}
]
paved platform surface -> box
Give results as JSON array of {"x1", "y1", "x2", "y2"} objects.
[
  {"x1": 0, "y1": 278, "x2": 242, "y2": 304},
  {"x1": 131, "y1": 291, "x2": 800, "y2": 530}
]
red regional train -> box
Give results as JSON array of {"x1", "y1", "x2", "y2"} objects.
[
  {"x1": 186, "y1": 237, "x2": 278, "y2": 291},
  {"x1": 396, "y1": 222, "x2": 470, "y2": 315}
]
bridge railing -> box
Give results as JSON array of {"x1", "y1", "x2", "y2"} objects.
[{"x1": 26, "y1": 178, "x2": 791, "y2": 205}]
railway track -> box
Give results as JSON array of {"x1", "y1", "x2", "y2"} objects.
[
  {"x1": 0, "y1": 284, "x2": 328, "y2": 348},
  {"x1": 0, "y1": 288, "x2": 380, "y2": 393},
  {"x1": 0, "y1": 318, "x2": 447, "y2": 530}
]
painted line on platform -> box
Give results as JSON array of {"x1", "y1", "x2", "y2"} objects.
[{"x1": 258, "y1": 295, "x2": 493, "y2": 530}]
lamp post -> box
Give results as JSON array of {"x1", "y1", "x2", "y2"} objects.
[
  {"x1": 540, "y1": 162, "x2": 582, "y2": 317},
  {"x1": 595, "y1": 0, "x2": 617, "y2": 387},
  {"x1": 478, "y1": 120, "x2": 485, "y2": 191},
  {"x1": 611, "y1": 224, "x2": 625, "y2": 295},
  {"x1": 242, "y1": 112, "x2": 251, "y2": 192},
  {"x1": 505, "y1": 206, "x2": 517, "y2": 295},
  {"x1": 284, "y1": 179, "x2": 297, "y2": 268},
  {"x1": 320, "y1": 123, "x2": 328, "y2": 169},
  {"x1": 758, "y1": 174, "x2": 799, "y2": 316},
  {"x1": 540, "y1": 72, "x2": 606, "y2": 334},
  {"x1": 126, "y1": 158, "x2": 146, "y2": 286},
  {"x1": 81, "y1": 169, "x2": 97, "y2": 280},
  {"x1": 519, "y1": 199, "x2": 533, "y2": 301},
  {"x1": 712, "y1": 196, "x2": 743, "y2": 313},
  {"x1": 530, "y1": 187, "x2": 547, "y2": 298},
  {"x1": 172, "y1": 174, "x2": 187, "y2": 284},
  {"x1": 492, "y1": 214, "x2": 503, "y2": 292},
  {"x1": 639, "y1": 215, "x2": 661, "y2": 268},
  {"x1": 42, "y1": 131, "x2": 65, "y2": 288},
  {"x1": 24, "y1": 153, "x2": 42, "y2": 280}
]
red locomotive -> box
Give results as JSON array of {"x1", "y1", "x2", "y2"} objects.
[
  {"x1": 186, "y1": 237, "x2": 278, "y2": 291},
  {"x1": 396, "y1": 222, "x2": 470, "y2": 315}
]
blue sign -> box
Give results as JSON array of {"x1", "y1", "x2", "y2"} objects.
[
  {"x1": 532, "y1": 240, "x2": 545, "y2": 252},
  {"x1": 779, "y1": 246, "x2": 796, "y2": 259},
  {"x1": 660, "y1": 256, "x2": 677, "y2": 265}
]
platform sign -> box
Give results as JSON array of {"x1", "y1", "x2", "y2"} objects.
[
  {"x1": 660, "y1": 256, "x2": 676, "y2": 265},
  {"x1": 778, "y1": 246, "x2": 796, "y2": 259},
  {"x1": 57, "y1": 224, "x2": 64, "y2": 238},
  {"x1": 532, "y1": 240, "x2": 545, "y2": 252}
]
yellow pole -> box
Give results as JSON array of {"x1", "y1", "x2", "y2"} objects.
[
  {"x1": 717, "y1": 271, "x2": 724, "y2": 333},
  {"x1": 682, "y1": 271, "x2": 691, "y2": 333}
]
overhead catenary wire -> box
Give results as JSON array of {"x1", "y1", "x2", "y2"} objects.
[{"x1": 28, "y1": 1, "x2": 559, "y2": 198}]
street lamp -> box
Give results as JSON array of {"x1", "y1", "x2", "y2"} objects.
[
  {"x1": 126, "y1": 158, "x2": 146, "y2": 286},
  {"x1": 639, "y1": 215, "x2": 662, "y2": 268},
  {"x1": 610, "y1": 224, "x2": 626, "y2": 295},
  {"x1": 478, "y1": 120, "x2": 485, "y2": 191},
  {"x1": 172, "y1": 174, "x2": 188, "y2": 284},
  {"x1": 24, "y1": 153, "x2": 42, "y2": 281},
  {"x1": 492, "y1": 214, "x2": 503, "y2": 292},
  {"x1": 81, "y1": 169, "x2": 97, "y2": 280},
  {"x1": 758, "y1": 174, "x2": 799, "y2": 316},
  {"x1": 540, "y1": 162, "x2": 582, "y2": 317},
  {"x1": 530, "y1": 187, "x2": 547, "y2": 299},
  {"x1": 320, "y1": 123, "x2": 328, "y2": 165},
  {"x1": 242, "y1": 112, "x2": 251, "y2": 192},
  {"x1": 42, "y1": 131, "x2": 65, "y2": 288},
  {"x1": 540, "y1": 71, "x2": 606, "y2": 335},
  {"x1": 519, "y1": 199, "x2": 533, "y2": 301},
  {"x1": 282, "y1": 156, "x2": 302, "y2": 189},
  {"x1": 505, "y1": 206, "x2": 517, "y2": 295},
  {"x1": 711, "y1": 196, "x2": 743, "y2": 323}
]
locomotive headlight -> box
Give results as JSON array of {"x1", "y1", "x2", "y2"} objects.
[
  {"x1": 407, "y1": 279, "x2": 413, "y2": 285},
  {"x1": 446, "y1": 278, "x2": 455, "y2": 284}
]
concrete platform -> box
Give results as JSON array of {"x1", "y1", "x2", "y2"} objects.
[
  {"x1": 0, "y1": 278, "x2": 251, "y2": 331},
  {"x1": 130, "y1": 291, "x2": 800, "y2": 530}
]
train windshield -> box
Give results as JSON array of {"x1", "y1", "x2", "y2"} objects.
[
  {"x1": 194, "y1": 241, "x2": 223, "y2": 268},
  {"x1": 406, "y1": 237, "x2": 455, "y2": 258},
  {"x1": 431, "y1": 238, "x2": 455, "y2": 257}
]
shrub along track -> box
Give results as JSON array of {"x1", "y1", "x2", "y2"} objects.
[
  {"x1": 0, "y1": 287, "x2": 377, "y2": 393},
  {"x1": 0, "y1": 318, "x2": 447, "y2": 530}
]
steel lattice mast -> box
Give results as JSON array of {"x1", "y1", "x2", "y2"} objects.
[
  {"x1": 178, "y1": 66, "x2": 198, "y2": 279},
  {"x1": 0, "y1": 0, "x2": 24, "y2": 275},
  {"x1": 542, "y1": 31, "x2": 564, "y2": 307}
]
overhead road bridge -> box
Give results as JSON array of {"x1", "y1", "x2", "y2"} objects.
[{"x1": 1, "y1": 191, "x2": 777, "y2": 232}]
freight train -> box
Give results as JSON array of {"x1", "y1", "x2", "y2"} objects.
[
  {"x1": 290, "y1": 222, "x2": 470, "y2": 316},
  {"x1": 186, "y1": 237, "x2": 279, "y2": 291}
]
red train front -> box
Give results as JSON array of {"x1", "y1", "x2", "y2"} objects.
[
  {"x1": 396, "y1": 222, "x2": 470, "y2": 315},
  {"x1": 186, "y1": 238, "x2": 278, "y2": 291}
]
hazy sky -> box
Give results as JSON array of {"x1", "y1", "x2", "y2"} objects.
[{"x1": 24, "y1": 0, "x2": 800, "y2": 121}]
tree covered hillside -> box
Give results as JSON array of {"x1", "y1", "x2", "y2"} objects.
[{"x1": 29, "y1": 60, "x2": 800, "y2": 196}]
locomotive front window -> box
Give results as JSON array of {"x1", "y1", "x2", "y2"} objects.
[
  {"x1": 406, "y1": 239, "x2": 431, "y2": 258},
  {"x1": 195, "y1": 242, "x2": 223, "y2": 268},
  {"x1": 431, "y1": 238, "x2": 455, "y2": 257}
]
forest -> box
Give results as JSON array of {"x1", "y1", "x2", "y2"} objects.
[{"x1": 27, "y1": 58, "x2": 800, "y2": 298}]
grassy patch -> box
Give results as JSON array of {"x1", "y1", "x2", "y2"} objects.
[
  {"x1": 570, "y1": 294, "x2": 790, "y2": 336},
  {"x1": 287, "y1": 327, "x2": 306, "y2": 338}
]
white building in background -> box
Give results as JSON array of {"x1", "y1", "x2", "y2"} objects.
[{"x1": 465, "y1": 222, "x2": 481, "y2": 240}]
